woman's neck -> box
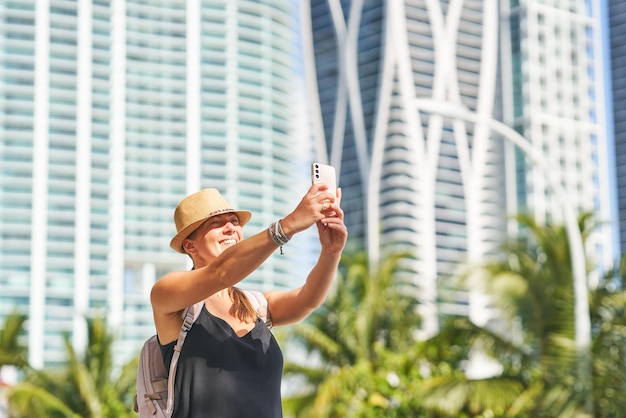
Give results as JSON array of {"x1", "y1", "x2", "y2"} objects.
[{"x1": 214, "y1": 287, "x2": 232, "y2": 299}]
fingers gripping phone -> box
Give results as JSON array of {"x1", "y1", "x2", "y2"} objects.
[{"x1": 311, "y1": 162, "x2": 337, "y2": 199}]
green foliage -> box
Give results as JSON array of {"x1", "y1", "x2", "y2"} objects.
[
  {"x1": 416, "y1": 376, "x2": 525, "y2": 416},
  {"x1": 285, "y1": 212, "x2": 626, "y2": 417},
  {"x1": 6, "y1": 316, "x2": 137, "y2": 418},
  {"x1": 8, "y1": 382, "x2": 83, "y2": 418},
  {"x1": 587, "y1": 257, "x2": 626, "y2": 417},
  {"x1": 478, "y1": 214, "x2": 579, "y2": 350},
  {"x1": 283, "y1": 251, "x2": 425, "y2": 417},
  {"x1": 0, "y1": 310, "x2": 29, "y2": 369},
  {"x1": 472, "y1": 212, "x2": 626, "y2": 417}
]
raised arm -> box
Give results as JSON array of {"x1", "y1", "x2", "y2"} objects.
[
  {"x1": 150, "y1": 228, "x2": 279, "y2": 316},
  {"x1": 264, "y1": 188, "x2": 348, "y2": 326}
]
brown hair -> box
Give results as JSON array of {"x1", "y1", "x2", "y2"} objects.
[
  {"x1": 229, "y1": 286, "x2": 257, "y2": 323},
  {"x1": 189, "y1": 265, "x2": 257, "y2": 324}
]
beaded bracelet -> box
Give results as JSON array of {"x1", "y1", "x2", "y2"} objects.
[{"x1": 268, "y1": 220, "x2": 290, "y2": 254}]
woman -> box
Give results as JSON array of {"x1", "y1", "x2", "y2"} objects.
[{"x1": 150, "y1": 184, "x2": 347, "y2": 418}]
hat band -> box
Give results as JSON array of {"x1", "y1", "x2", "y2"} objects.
[{"x1": 208, "y1": 208, "x2": 236, "y2": 218}]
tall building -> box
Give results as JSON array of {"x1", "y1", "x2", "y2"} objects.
[
  {"x1": 304, "y1": 0, "x2": 614, "y2": 334},
  {"x1": 610, "y1": 0, "x2": 626, "y2": 254},
  {"x1": 0, "y1": 0, "x2": 309, "y2": 368},
  {"x1": 500, "y1": 0, "x2": 614, "y2": 273}
]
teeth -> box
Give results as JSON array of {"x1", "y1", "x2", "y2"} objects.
[{"x1": 221, "y1": 239, "x2": 236, "y2": 245}]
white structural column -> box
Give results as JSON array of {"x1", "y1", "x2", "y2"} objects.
[
  {"x1": 328, "y1": 0, "x2": 368, "y2": 182},
  {"x1": 224, "y1": 1, "x2": 239, "y2": 194},
  {"x1": 29, "y1": 0, "x2": 51, "y2": 370},
  {"x1": 460, "y1": 0, "x2": 500, "y2": 326},
  {"x1": 369, "y1": 0, "x2": 502, "y2": 336},
  {"x1": 300, "y1": 0, "x2": 329, "y2": 164},
  {"x1": 73, "y1": 0, "x2": 94, "y2": 353},
  {"x1": 108, "y1": 0, "x2": 127, "y2": 330},
  {"x1": 186, "y1": 0, "x2": 201, "y2": 193},
  {"x1": 378, "y1": 0, "x2": 439, "y2": 337}
]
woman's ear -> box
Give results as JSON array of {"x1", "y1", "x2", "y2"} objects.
[{"x1": 182, "y1": 239, "x2": 195, "y2": 254}]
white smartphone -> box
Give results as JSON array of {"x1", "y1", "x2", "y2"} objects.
[{"x1": 311, "y1": 162, "x2": 337, "y2": 199}]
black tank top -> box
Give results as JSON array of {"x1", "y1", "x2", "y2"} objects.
[{"x1": 160, "y1": 305, "x2": 284, "y2": 418}]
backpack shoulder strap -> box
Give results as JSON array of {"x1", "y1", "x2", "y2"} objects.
[
  {"x1": 244, "y1": 290, "x2": 272, "y2": 328},
  {"x1": 186, "y1": 301, "x2": 204, "y2": 324},
  {"x1": 164, "y1": 301, "x2": 204, "y2": 415}
]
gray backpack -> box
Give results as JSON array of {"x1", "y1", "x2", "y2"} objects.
[{"x1": 134, "y1": 290, "x2": 271, "y2": 417}]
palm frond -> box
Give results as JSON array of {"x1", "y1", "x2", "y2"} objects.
[
  {"x1": 64, "y1": 334, "x2": 104, "y2": 418},
  {"x1": 290, "y1": 322, "x2": 347, "y2": 365},
  {"x1": 7, "y1": 382, "x2": 82, "y2": 418},
  {"x1": 0, "y1": 310, "x2": 29, "y2": 368},
  {"x1": 417, "y1": 375, "x2": 525, "y2": 416}
]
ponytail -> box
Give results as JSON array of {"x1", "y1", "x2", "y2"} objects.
[{"x1": 229, "y1": 286, "x2": 257, "y2": 323}]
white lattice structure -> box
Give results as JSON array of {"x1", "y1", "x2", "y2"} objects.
[{"x1": 304, "y1": 0, "x2": 614, "y2": 336}]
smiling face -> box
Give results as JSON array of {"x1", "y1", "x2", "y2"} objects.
[{"x1": 182, "y1": 212, "x2": 243, "y2": 265}]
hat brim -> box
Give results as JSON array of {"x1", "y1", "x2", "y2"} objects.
[{"x1": 169, "y1": 210, "x2": 252, "y2": 253}]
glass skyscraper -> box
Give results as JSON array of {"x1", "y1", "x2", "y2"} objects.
[
  {"x1": 0, "y1": 0, "x2": 309, "y2": 368},
  {"x1": 610, "y1": 0, "x2": 626, "y2": 254},
  {"x1": 305, "y1": 0, "x2": 614, "y2": 335},
  {"x1": 500, "y1": 0, "x2": 614, "y2": 271}
]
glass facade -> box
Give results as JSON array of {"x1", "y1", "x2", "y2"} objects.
[
  {"x1": 500, "y1": 0, "x2": 614, "y2": 271},
  {"x1": 0, "y1": 0, "x2": 309, "y2": 368}
]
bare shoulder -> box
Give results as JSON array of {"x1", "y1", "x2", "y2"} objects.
[
  {"x1": 150, "y1": 269, "x2": 201, "y2": 314},
  {"x1": 152, "y1": 301, "x2": 186, "y2": 345}
]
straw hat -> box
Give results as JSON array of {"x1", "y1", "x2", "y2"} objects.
[{"x1": 170, "y1": 188, "x2": 252, "y2": 253}]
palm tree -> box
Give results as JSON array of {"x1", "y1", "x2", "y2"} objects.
[
  {"x1": 467, "y1": 214, "x2": 588, "y2": 416},
  {"x1": 283, "y1": 251, "x2": 530, "y2": 417},
  {"x1": 1, "y1": 310, "x2": 30, "y2": 418},
  {"x1": 587, "y1": 254, "x2": 626, "y2": 417},
  {"x1": 281, "y1": 251, "x2": 424, "y2": 417},
  {"x1": 7, "y1": 316, "x2": 138, "y2": 417},
  {"x1": 406, "y1": 213, "x2": 584, "y2": 417},
  {"x1": 406, "y1": 212, "x2": 626, "y2": 417},
  {"x1": 413, "y1": 315, "x2": 529, "y2": 417},
  {"x1": 284, "y1": 214, "x2": 626, "y2": 417},
  {"x1": 0, "y1": 310, "x2": 29, "y2": 370}
]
